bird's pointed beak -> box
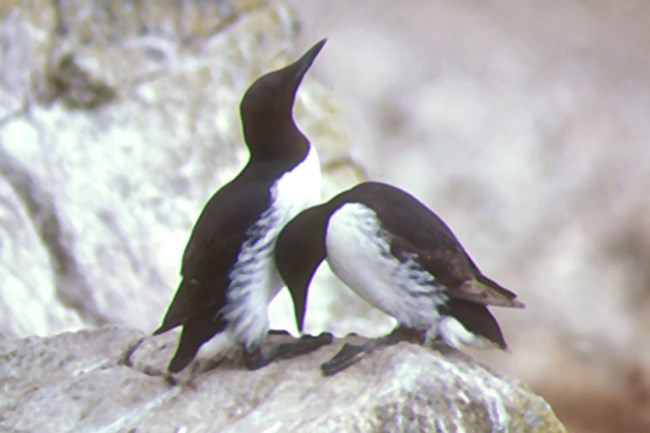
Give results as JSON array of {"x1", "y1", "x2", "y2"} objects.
[{"x1": 291, "y1": 38, "x2": 327, "y2": 82}]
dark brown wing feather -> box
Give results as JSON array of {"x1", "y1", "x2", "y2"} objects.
[
  {"x1": 342, "y1": 182, "x2": 523, "y2": 308},
  {"x1": 154, "y1": 172, "x2": 272, "y2": 335}
]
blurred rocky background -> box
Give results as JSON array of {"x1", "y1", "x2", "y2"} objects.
[{"x1": 0, "y1": 1, "x2": 648, "y2": 432}]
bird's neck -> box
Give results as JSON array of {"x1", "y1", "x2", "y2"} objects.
[{"x1": 243, "y1": 117, "x2": 309, "y2": 161}]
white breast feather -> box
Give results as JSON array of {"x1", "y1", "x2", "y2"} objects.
[
  {"x1": 325, "y1": 203, "x2": 447, "y2": 333},
  {"x1": 223, "y1": 147, "x2": 321, "y2": 349}
]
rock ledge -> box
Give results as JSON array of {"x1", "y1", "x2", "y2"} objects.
[{"x1": 0, "y1": 327, "x2": 566, "y2": 433}]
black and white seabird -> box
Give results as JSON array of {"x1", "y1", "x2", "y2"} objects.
[
  {"x1": 153, "y1": 39, "x2": 331, "y2": 374},
  {"x1": 275, "y1": 181, "x2": 525, "y2": 375}
]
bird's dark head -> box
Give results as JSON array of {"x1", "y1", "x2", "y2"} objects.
[
  {"x1": 240, "y1": 39, "x2": 326, "y2": 158},
  {"x1": 275, "y1": 204, "x2": 331, "y2": 331}
]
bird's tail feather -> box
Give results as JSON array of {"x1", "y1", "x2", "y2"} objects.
[{"x1": 167, "y1": 311, "x2": 227, "y2": 373}]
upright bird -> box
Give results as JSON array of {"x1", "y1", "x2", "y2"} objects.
[
  {"x1": 275, "y1": 181, "x2": 524, "y2": 375},
  {"x1": 154, "y1": 39, "x2": 330, "y2": 374}
]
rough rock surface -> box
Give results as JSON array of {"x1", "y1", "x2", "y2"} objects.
[{"x1": 0, "y1": 327, "x2": 566, "y2": 433}]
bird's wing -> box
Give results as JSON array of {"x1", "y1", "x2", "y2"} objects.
[
  {"x1": 369, "y1": 187, "x2": 523, "y2": 309},
  {"x1": 154, "y1": 178, "x2": 271, "y2": 334}
]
